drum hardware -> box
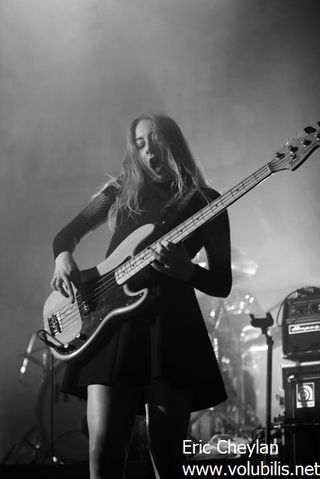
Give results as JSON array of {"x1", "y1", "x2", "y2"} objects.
[
  {"x1": 5, "y1": 333, "x2": 88, "y2": 464},
  {"x1": 37, "y1": 362, "x2": 89, "y2": 463},
  {"x1": 19, "y1": 333, "x2": 37, "y2": 375},
  {"x1": 249, "y1": 312, "x2": 275, "y2": 450},
  {"x1": 18, "y1": 333, "x2": 51, "y2": 386},
  {"x1": 0, "y1": 425, "x2": 44, "y2": 465},
  {"x1": 2, "y1": 336, "x2": 55, "y2": 464}
]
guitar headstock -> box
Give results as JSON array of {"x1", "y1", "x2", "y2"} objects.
[{"x1": 268, "y1": 122, "x2": 320, "y2": 173}]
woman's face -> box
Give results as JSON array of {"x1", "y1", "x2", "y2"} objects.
[{"x1": 134, "y1": 119, "x2": 172, "y2": 182}]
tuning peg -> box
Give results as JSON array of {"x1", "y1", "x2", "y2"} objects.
[
  {"x1": 300, "y1": 137, "x2": 311, "y2": 146},
  {"x1": 304, "y1": 126, "x2": 316, "y2": 134},
  {"x1": 285, "y1": 142, "x2": 297, "y2": 152},
  {"x1": 274, "y1": 151, "x2": 285, "y2": 159}
]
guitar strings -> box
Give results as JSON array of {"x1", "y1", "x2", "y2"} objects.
[{"x1": 50, "y1": 156, "x2": 294, "y2": 337}]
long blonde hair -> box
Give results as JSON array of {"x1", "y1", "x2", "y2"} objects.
[{"x1": 106, "y1": 114, "x2": 209, "y2": 230}]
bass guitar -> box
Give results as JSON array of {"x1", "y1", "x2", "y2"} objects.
[{"x1": 40, "y1": 123, "x2": 320, "y2": 362}]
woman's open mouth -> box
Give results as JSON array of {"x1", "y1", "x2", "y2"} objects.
[{"x1": 149, "y1": 156, "x2": 162, "y2": 174}]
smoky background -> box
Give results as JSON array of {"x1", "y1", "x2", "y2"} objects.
[{"x1": 0, "y1": 0, "x2": 319, "y2": 461}]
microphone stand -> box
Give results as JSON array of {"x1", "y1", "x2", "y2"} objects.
[{"x1": 249, "y1": 313, "x2": 274, "y2": 452}]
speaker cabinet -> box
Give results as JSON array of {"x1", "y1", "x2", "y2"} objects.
[{"x1": 282, "y1": 364, "x2": 320, "y2": 465}]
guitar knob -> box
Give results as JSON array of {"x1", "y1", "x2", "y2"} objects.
[
  {"x1": 76, "y1": 333, "x2": 87, "y2": 341},
  {"x1": 82, "y1": 300, "x2": 91, "y2": 313},
  {"x1": 300, "y1": 138, "x2": 311, "y2": 146}
]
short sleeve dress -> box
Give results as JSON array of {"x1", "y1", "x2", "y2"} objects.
[{"x1": 53, "y1": 178, "x2": 232, "y2": 413}]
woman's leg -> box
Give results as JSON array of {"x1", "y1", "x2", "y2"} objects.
[
  {"x1": 146, "y1": 380, "x2": 193, "y2": 479},
  {"x1": 87, "y1": 383, "x2": 142, "y2": 479}
]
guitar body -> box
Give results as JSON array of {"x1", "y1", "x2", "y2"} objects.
[{"x1": 43, "y1": 224, "x2": 155, "y2": 362}]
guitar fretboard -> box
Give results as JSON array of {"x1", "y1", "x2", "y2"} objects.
[{"x1": 115, "y1": 163, "x2": 272, "y2": 285}]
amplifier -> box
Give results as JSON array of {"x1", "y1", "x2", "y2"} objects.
[
  {"x1": 282, "y1": 290, "x2": 320, "y2": 361},
  {"x1": 282, "y1": 364, "x2": 320, "y2": 465}
]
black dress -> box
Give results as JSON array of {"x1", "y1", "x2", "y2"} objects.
[{"x1": 53, "y1": 179, "x2": 232, "y2": 413}]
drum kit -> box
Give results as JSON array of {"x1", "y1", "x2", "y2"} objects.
[
  {"x1": 190, "y1": 247, "x2": 268, "y2": 446},
  {"x1": 7, "y1": 247, "x2": 266, "y2": 464}
]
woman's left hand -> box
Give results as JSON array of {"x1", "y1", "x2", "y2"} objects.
[{"x1": 150, "y1": 240, "x2": 195, "y2": 281}]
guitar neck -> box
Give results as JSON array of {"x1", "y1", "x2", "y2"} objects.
[
  {"x1": 115, "y1": 163, "x2": 272, "y2": 284},
  {"x1": 167, "y1": 163, "x2": 272, "y2": 244}
]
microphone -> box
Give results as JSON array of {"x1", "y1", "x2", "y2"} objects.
[{"x1": 20, "y1": 333, "x2": 36, "y2": 374}]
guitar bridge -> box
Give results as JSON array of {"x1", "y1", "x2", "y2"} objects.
[{"x1": 48, "y1": 313, "x2": 63, "y2": 336}]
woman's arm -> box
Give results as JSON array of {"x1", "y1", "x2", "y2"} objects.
[
  {"x1": 51, "y1": 185, "x2": 117, "y2": 301},
  {"x1": 53, "y1": 187, "x2": 116, "y2": 258},
  {"x1": 189, "y1": 210, "x2": 232, "y2": 298}
]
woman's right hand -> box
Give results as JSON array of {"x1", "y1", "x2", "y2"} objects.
[{"x1": 50, "y1": 251, "x2": 82, "y2": 303}]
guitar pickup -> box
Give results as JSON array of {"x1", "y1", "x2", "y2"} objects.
[{"x1": 76, "y1": 291, "x2": 93, "y2": 314}]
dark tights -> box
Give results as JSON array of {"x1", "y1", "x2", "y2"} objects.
[{"x1": 87, "y1": 381, "x2": 192, "y2": 479}]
